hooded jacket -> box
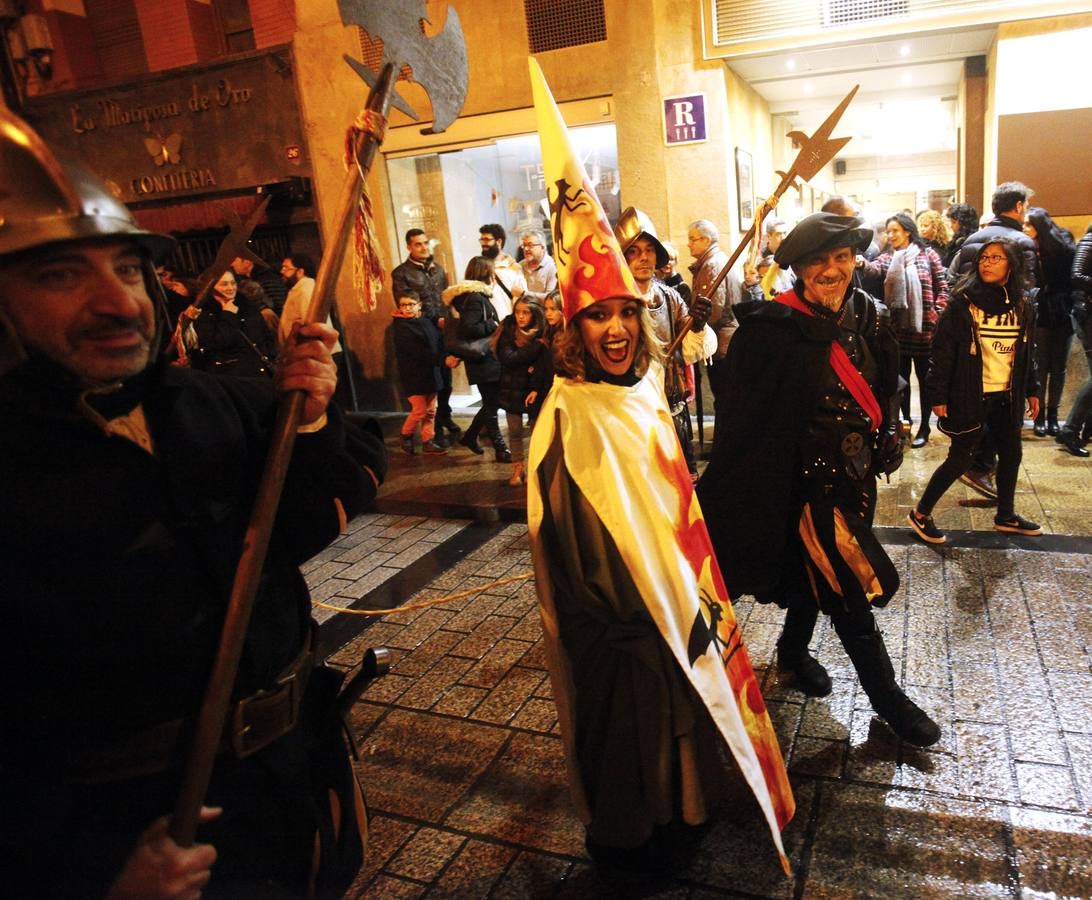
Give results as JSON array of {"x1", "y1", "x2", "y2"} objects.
[{"x1": 441, "y1": 280, "x2": 501, "y2": 385}]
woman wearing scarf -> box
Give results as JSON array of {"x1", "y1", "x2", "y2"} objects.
[
  {"x1": 908, "y1": 238, "x2": 1041, "y2": 542},
  {"x1": 859, "y1": 213, "x2": 949, "y2": 447}
]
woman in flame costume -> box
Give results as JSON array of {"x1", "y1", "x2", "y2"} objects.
[{"x1": 525, "y1": 58, "x2": 793, "y2": 873}]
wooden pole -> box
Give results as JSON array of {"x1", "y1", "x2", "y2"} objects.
[{"x1": 168, "y1": 63, "x2": 395, "y2": 846}]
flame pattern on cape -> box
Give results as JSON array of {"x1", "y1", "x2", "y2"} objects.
[{"x1": 651, "y1": 415, "x2": 795, "y2": 829}]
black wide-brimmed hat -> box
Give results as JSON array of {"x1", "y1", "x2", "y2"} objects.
[{"x1": 774, "y1": 212, "x2": 872, "y2": 269}]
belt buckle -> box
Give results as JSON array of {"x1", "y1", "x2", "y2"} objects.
[{"x1": 230, "y1": 670, "x2": 300, "y2": 759}]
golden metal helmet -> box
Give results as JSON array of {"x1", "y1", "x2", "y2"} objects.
[
  {"x1": 0, "y1": 105, "x2": 174, "y2": 260},
  {"x1": 612, "y1": 206, "x2": 669, "y2": 269}
]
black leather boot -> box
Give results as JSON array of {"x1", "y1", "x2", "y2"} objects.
[
  {"x1": 838, "y1": 622, "x2": 940, "y2": 747},
  {"x1": 1046, "y1": 408, "x2": 1059, "y2": 436},
  {"x1": 486, "y1": 420, "x2": 512, "y2": 462},
  {"x1": 1057, "y1": 429, "x2": 1090, "y2": 458},
  {"x1": 1033, "y1": 414, "x2": 1047, "y2": 437},
  {"x1": 775, "y1": 603, "x2": 832, "y2": 697},
  {"x1": 911, "y1": 423, "x2": 930, "y2": 448},
  {"x1": 458, "y1": 418, "x2": 484, "y2": 455}
]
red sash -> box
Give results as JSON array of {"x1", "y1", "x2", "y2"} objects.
[{"x1": 774, "y1": 289, "x2": 882, "y2": 433}]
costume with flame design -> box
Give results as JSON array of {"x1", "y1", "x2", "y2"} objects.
[{"x1": 525, "y1": 58, "x2": 793, "y2": 873}]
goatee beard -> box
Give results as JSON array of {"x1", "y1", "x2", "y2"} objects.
[{"x1": 481, "y1": 245, "x2": 500, "y2": 260}]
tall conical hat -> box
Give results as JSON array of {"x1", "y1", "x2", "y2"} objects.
[{"x1": 528, "y1": 57, "x2": 640, "y2": 321}]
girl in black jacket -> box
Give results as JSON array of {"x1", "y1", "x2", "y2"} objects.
[
  {"x1": 1024, "y1": 207, "x2": 1077, "y2": 435},
  {"x1": 1056, "y1": 223, "x2": 1092, "y2": 456},
  {"x1": 443, "y1": 256, "x2": 510, "y2": 462},
  {"x1": 495, "y1": 296, "x2": 546, "y2": 485},
  {"x1": 908, "y1": 237, "x2": 1042, "y2": 543}
]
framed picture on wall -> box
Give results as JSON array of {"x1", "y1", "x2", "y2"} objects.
[{"x1": 735, "y1": 147, "x2": 754, "y2": 230}]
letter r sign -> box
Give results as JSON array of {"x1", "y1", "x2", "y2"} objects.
[{"x1": 663, "y1": 94, "x2": 707, "y2": 146}]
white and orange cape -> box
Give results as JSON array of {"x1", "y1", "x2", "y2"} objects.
[{"x1": 527, "y1": 363, "x2": 795, "y2": 871}]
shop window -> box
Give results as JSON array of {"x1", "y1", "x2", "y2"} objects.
[{"x1": 386, "y1": 122, "x2": 619, "y2": 284}]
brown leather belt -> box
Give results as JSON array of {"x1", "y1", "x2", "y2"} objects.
[{"x1": 67, "y1": 641, "x2": 313, "y2": 784}]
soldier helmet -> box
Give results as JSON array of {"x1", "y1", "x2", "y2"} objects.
[
  {"x1": 613, "y1": 206, "x2": 670, "y2": 269},
  {"x1": 0, "y1": 106, "x2": 174, "y2": 261}
]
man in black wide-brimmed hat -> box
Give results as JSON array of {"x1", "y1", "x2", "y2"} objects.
[{"x1": 698, "y1": 212, "x2": 941, "y2": 748}]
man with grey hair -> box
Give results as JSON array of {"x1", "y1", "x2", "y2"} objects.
[
  {"x1": 687, "y1": 218, "x2": 743, "y2": 409},
  {"x1": 761, "y1": 217, "x2": 794, "y2": 297},
  {"x1": 519, "y1": 229, "x2": 557, "y2": 302}
]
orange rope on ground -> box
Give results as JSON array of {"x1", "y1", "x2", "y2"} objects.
[{"x1": 311, "y1": 571, "x2": 534, "y2": 617}]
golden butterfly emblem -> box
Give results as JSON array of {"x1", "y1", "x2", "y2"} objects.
[{"x1": 144, "y1": 133, "x2": 183, "y2": 166}]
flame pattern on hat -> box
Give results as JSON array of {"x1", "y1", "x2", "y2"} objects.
[{"x1": 529, "y1": 58, "x2": 640, "y2": 321}]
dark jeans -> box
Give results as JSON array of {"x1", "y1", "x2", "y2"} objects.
[
  {"x1": 1062, "y1": 316, "x2": 1092, "y2": 436},
  {"x1": 919, "y1": 393, "x2": 1023, "y2": 519},
  {"x1": 1034, "y1": 324, "x2": 1074, "y2": 414},
  {"x1": 900, "y1": 352, "x2": 931, "y2": 426},
  {"x1": 438, "y1": 366, "x2": 453, "y2": 423},
  {"x1": 467, "y1": 380, "x2": 501, "y2": 439}
]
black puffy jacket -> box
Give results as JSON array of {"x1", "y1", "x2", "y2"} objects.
[{"x1": 949, "y1": 216, "x2": 1040, "y2": 292}]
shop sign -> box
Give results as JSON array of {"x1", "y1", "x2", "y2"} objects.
[
  {"x1": 663, "y1": 94, "x2": 707, "y2": 146},
  {"x1": 25, "y1": 48, "x2": 309, "y2": 204}
]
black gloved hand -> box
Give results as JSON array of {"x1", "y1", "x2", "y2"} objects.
[
  {"x1": 877, "y1": 422, "x2": 906, "y2": 475},
  {"x1": 689, "y1": 294, "x2": 713, "y2": 332}
]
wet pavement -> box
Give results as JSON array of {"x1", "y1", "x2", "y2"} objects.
[{"x1": 311, "y1": 376, "x2": 1091, "y2": 898}]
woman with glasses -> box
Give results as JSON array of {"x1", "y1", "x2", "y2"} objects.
[{"x1": 908, "y1": 238, "x2": 1042, "y2": 543}]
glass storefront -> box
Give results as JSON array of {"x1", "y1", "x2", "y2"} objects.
[{"x1": 386, "y1": 122, "x2": 619, "y2": 283}]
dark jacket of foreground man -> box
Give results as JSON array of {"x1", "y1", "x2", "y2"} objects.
[
  {"x1": 698, "y1": 286, "x2": 900, "y2": 603},
  {"x1": 0, "y1": 355, "x2": 385, "y2": 898}
]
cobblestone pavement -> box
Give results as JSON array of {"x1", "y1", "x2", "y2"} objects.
[{"x1": 309, "y1": 512, "x2": 1091, "y2": 899}]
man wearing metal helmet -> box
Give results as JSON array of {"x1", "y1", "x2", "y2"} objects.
[
  {"x1": 614, "y1": 207, "x2": 714, "y2": 479},
  {"x1": 0, "y1": 110, "x2": 384, "y2": 896},
  {"x1": 699, "y1": 212, "x2": 941, "y2": 748}
]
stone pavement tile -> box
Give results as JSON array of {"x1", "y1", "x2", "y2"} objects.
[
  {"x1": 361, "y1": 670, "x2": 414, "y2": 704},
  {"x1": 677, "y1": 778, "x2": 815, "y2": 898},
  {"x1": 398, "y1": 656, "x2": 475, "y2": 711},
  {"x1": 444, "y1": 593, "x2": 507, "y2": 633},
  {"x1": 1033, "y1": 619, "x2": 1090, "y2": 674},
  {"x1": 996, "y1": 652, "x2": 1050, "y2": 697},
  {"x1": 1064, "y1": 732, "x2": 1092, "y2": 813},
  {"x1": 789, "y1": 737, "x2": 846, "y2": 778},
  {"x1": 765, "y1": 698, "x2": 805, "y2": 750},
  {"x1": 445, "y1": 731, "x2": 585, "y2": 856},
  {"x1": 339, "y1": 551, "x2": 398, "y2": 582},
  {"x1": 352, "y1": 874, "x2": 425, "y2": 898},
  {"x1": 308, "y1": 577, "x2": 356, "y2": 603},
  {"x1": 356, "y1": 709, "x2": 508, "y2": 822},
  {"x1": 460, "y1": 638, "x2": 534, "y2": 689},
  {"x1": 1009, "y1": 807, "x2": 1092, "y2": 898},
  {"x1": 1046, "y1": 672, "x2": 1092, "y2": 733},
  {"x1": 1014, "y1": 761, "x2": 1081, "y2": 811},
  {"x1": 431, "y1": 684, "x2": 488, "y2": 718},
  {"x1": 956, "y1": 722, "x2": 1017, "y2": 803},
  {"x1": 335, "y1": 565, "x2": 403, "y2": 601},
  {"x1": 350, "y1": 814, "x2": 416, "y2": 891},
  {"x1": 327, "y1": 622, "x2": 406, "y2": 668},
  {"x1": 806, "y1": 784, "x2": 1012, "y2": 898},
  {"x1": 347, "y1": 700, "x2": 387, "y2": 740},
  {"x1": 1003, "y1": 693, "x2": 1067, "y2": 766},
  {"x1": 799, "y1": 689, "x2": 853, "y2": 741},
  {"x1": 396, "y1": 608, "x2": 457, "y2": 651},
  {"x1": 521, "y1": 638, "x2": 549, "y2": 672},
  {"x1": 428, "y1": 838, "x2": 517, "y2": 898},
  {"x1": 845, "y1": 716, "x2": 900, "y2": 785},
  {"x1": 448, "y1": 614, "x2": 519, "y2": 659},
  {"x1": 511, "y1": 697, "x2": 559, "y2": 733},
  {"x1": 508, "y1": 608, "x2": 545, "y2": 642},
  {"x1": 386, "y1": 827, "x2": 466, "y2": 882},
  {"x1": 893, "y1": 746, "x2": 962, "y2": 795},
  {"x1": 489, "y1": 850, "x2": 574, "y2": 899},
  {"x1": 473, "y1": 666, "x2": 547, "y2": 725},
  {"x1": 951, "y1": 664, "x2": 1006, "y2": 723},
  {"x1": 391, "y1": 629, "x2": 463, "y2": 678}
]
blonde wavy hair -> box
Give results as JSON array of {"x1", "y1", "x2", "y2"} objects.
[
  {"x1": 916, "y1": 209, "x2": 952, "y2": 247},
  {"x1": 552, "y1": 299, "x2": 664, "y2": 381}
]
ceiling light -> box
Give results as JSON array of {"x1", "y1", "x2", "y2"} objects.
[
  {"x1": 803, "y1": 82, "x2": 813, "y2": 95},
  {"x1": 786, "y1": 58, "x2": 796, "y2": 71},
  {"x1": 900, "y1": 44, "x2": 910, "y2": 57},
  {"x1": 901, "y1": 72, "x2": 912, "y2": 86}
]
